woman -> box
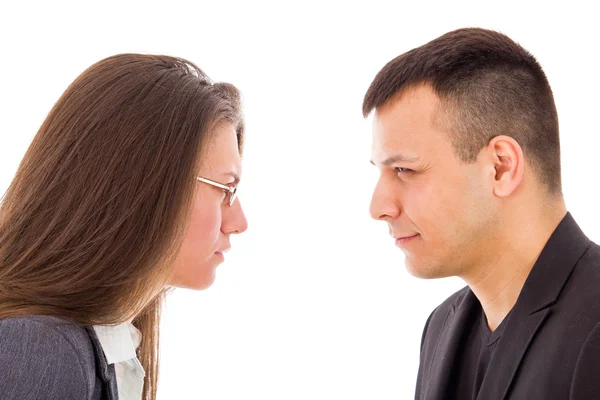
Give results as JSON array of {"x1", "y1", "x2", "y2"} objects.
[{"x1": 0, "y1": 54, "x2": 248, "y2": 399}]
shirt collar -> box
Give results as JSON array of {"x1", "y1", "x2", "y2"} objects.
[{"x1": 92, "y1": 322, "x2": 142, "y2": 365}]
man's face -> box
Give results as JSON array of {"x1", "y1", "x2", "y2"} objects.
[{"x1": 370, "y1": 84, "x2": 498, "y2": 279}]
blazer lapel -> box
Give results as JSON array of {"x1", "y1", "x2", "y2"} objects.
[
  {"x1": 476, "y1": 305, "x2": 551, "y2": 400},
  {"x1": 426, "y1": 289, "x2": 479, "y2": 400},
  {"x1": 86, "y1": 327, "x2": 119, "y2": 400},
  {"x1": 477, "y1": 212, "x2": 590, "y2": 399}
]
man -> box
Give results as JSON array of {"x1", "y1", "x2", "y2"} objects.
[{"x1": 364, "y1": 28, "x2": 600, "y2": 399}]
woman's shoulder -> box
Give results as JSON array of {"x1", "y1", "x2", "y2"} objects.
[
  {"x1": 1, "y1": 314, "x2": 88, "y2": 335},
  {"x1": 0, "y1": 315, "x2": 98, "y2": 399},
  {"x1": 0, "y1": 315, "x2": 95, "y2": 361}
]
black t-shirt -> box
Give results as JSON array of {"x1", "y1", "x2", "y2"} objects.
[{"x1": 449, "y1": 306, "x2": 510, "y2": 400}]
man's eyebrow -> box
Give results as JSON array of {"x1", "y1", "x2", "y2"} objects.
[{"x1": 370, "y1": 154, "x2": 420, "y2": 166}]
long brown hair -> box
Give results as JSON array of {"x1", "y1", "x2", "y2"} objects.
[{"x1": 0, "y1": 54, "x2": 244, "y2": 399}]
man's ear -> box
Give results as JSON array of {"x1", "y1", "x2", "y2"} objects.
[{"x1": 486, "y1": 135, "x2": 525, "y2": 198}]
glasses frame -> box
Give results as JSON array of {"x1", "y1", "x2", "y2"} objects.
[{"x1": 196, "y1": 176, "x2": 238, "y2": 206}]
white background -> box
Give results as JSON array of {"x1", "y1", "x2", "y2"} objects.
[{"x1": 1, "y1": 1, "x2": 599, "y2": 398}]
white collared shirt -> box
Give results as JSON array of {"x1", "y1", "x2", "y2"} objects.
[{"x1": 93, "y1": 322, "x2": 146, "y2": 400}]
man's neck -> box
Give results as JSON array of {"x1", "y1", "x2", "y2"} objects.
[{"x1": 463, "y1": 202, "x2": 567, "y2": 332}]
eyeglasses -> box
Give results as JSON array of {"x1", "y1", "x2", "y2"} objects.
[{"x1": 196, "y1": 176, "x2": 238, "y2": 206}]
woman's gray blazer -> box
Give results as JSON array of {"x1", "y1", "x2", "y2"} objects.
[{"x1": 0, "y1": 315, "x2": 118, "y2": 399}]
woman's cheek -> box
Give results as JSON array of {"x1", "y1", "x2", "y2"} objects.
[{"x1": 168, "y1": 203, "x2": 222, "y2": 289}]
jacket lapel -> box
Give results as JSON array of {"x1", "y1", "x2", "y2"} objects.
[
  {"x1": 426, "y1": 289, "x2": 479, "y2": 400},
  {"x1": 477, "y1": 212, "x2": 590, "y2": 399},
  {"x1": 476, "y1": 305, "x2": 551, "y2": 399},
  {"x1": 86, "y1": 326, "x2": 119, "y2": 400}
]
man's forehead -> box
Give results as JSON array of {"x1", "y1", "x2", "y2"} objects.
[
  {"x1": 371, "y1": 112, "x2": 417, "y2": 154},
  {"x1": 373, "y1": 84, "x2": 442, "y2": 122}
]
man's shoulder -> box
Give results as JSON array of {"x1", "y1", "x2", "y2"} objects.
[
  {"x1": 557, "y1": 241, "x2": 600, "y2": 315},
  {"x1": 421, "y1": 285, "x2": 471, "y2": 338},
  {"x1": 560, "y1": 240, "x2": 600, "y2": 296},
  {"x1": 416, "y1": 285, "x2": 473, "y2": 358},
  {"x1": 430, "y1": 286, "x2": 471, "y2": 319},
  {"x1": 576, "y1": 240, "x2": 600, "y2": 271}
]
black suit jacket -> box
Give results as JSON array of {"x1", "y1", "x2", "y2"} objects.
[{"x1": 415, "y1": 213, "x2": 600, "y2": 400}]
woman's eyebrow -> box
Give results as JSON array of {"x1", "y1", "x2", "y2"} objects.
[{"x1": 222, "y1": 172, "x2": 241, "y2": 184}]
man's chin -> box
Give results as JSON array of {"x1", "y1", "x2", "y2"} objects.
[{"x1": 405, "y1": 259, "x2": 448, "y2": 280}]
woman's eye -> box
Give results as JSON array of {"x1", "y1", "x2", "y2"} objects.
[{"x1": 395, "y1": 167, "x2": 414, "y2": 174}]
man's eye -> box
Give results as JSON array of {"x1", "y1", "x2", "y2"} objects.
[{"x1": 395, "y1": 167, "x2": 414, "y2": 174}]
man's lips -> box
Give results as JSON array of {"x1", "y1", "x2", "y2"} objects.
[{"x1": 394, "y1": 234, "x2": 419, "y2": 246}]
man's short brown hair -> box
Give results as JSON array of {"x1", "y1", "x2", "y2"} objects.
[{"x1": 363, "y1": 28, "x2": 561, "y2": 194}]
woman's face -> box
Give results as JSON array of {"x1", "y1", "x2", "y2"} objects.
[{"x1": 169, "y1": 123, "x2": 248, "y2": 290}]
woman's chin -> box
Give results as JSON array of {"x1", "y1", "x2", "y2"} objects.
[{"x1": 168, "y1": 267, "x2": 216, "y2": 291}]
